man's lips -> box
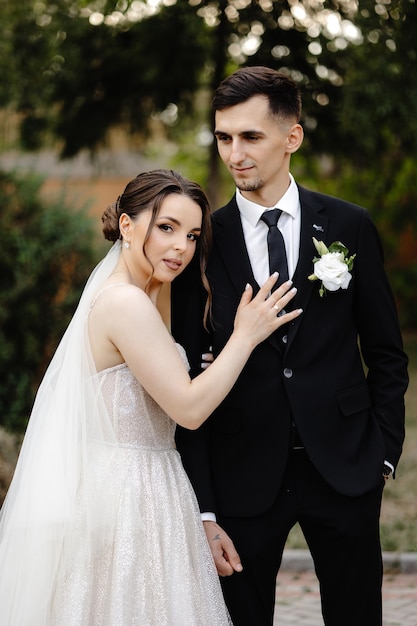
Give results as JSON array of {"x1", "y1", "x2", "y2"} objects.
[
  {"x1": 164, "y1": 258, "x2": 182, "y2": 271},
  {"x1": 231, "y1": 165, "x2": 254, "y2": 174}
]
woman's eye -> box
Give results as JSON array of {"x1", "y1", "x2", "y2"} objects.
[
  {"x1": 188, "y1": 233, "x2": 199, "y2": 242},
  {"x1": 158, "y1": 224, "x2": 173, "y2": 232}
]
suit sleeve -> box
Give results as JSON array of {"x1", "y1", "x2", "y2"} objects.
[
  {"x1": 354, "y1": 209, "x2": 408, "y2": 469},
  {"x1": 171, "y1": 258, "x2": 217, "y2": 512}
]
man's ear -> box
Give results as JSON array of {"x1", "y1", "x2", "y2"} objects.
[{"x1": 287, "y1": 123, "x2": 304, "y2": 154}]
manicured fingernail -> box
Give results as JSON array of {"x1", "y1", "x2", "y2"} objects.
[{"x1": 245, "y1": 283, "x2": 250, "y2": 290}]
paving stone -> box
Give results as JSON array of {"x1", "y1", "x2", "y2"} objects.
[{"x1": 274, "y1": 568, "x2": 417, "y2": 625}]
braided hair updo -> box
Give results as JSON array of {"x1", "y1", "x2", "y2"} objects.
[{"x1": 102, "y1": 196, "x2": 122, "y2": 242}]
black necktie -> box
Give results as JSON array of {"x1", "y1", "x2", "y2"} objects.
[{"x1": 260, "y1": 209, "x2": 289, "y2": 287}]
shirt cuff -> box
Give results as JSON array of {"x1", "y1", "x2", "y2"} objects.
[
  {"x1": 201, "y1": 512, "x2": 217, "y2": 522},
  {"x1": 384, "y1": 460, "x2": 394, "y2": 473}
]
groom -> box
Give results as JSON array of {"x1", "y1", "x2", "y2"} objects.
[{"x1": 172, "y1": 66, "x2": 408, "y2": 626}]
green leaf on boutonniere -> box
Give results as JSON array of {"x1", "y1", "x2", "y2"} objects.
[
  {"x1": 327, "y1": 241, "x2": 356, "y2": 269},
  {"x1": 312, "y1": 237, "x2": 329, "y2": 257}
]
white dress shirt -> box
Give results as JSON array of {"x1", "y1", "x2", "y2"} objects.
[{"x1": 237, "y1": 173, "x2": 301, "y2": 286}]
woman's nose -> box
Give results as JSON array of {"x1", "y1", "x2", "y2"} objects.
[{"x1": 173, "y1": 236, "x2": 187, "y2": 252}]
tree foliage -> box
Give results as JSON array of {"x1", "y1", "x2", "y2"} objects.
[
  {"x1": 308, "y1": 0, "x2": 417, "y2": 329},
  {"x1": 0, "y1": 0, "x2": 416, "y2": 327},
  {"x1": 0, "y1": 0, "x2": 210, "y2": 156},
  {"x1": 1, "y1": 1, "x2": 416, "y2": 164},
  {"x1": 0, "y1": 171, "x2": 99, "y2": 431}
]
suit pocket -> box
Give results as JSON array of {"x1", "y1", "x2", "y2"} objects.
[{"x1": 336, "y1": 383, "x2": 371, "y2": 417}]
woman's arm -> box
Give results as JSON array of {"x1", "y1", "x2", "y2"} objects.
[{"x1": 91, "y1": 275, "x2": 301, "y2": 429}]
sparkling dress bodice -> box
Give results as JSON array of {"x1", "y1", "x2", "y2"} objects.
[{"x1": 98, "y1": 362, "x2": 177, "y2": 450}]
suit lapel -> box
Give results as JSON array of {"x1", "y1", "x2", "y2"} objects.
[
  {"x1": 212, "y1": 198, "x2": 283, "y2": 352},
  {"x1": 285, "y1": 187, "x2": 328, "y2": 352},
  {"x1": 212, "y1": 198, "x2": 257, "y2": 295}
]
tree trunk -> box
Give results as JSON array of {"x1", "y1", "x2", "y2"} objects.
[{"x1": 206, "y1": 1, "x2": 230, "y2": 209}]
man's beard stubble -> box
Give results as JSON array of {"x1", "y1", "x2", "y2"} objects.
[{"x1": 234, "y1": 177, "x2": 264, "y2": 193}]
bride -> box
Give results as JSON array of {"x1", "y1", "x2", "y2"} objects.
[{"x1": 0, "y1": 169, "x2": 301, "y2": 625}]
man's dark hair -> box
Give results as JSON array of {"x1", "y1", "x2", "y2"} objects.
[{"x1": 212, "y1": 66, "x2": 302, "y2": 122}]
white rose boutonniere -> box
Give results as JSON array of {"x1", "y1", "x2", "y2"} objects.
[{"x1": 308, "y1": 237, "x2": 356, "y2": 297}]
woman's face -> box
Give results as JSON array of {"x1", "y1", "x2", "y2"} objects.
[{"x1": 127, "y1": 193, "x2": 202, "y2": 287}]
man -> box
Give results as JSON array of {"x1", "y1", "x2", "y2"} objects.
[{"x1": 172, "y1": 66, "x2": 408, "y2": 626}]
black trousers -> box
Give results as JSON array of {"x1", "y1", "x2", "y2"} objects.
[{"x1": 219, "y1": 449, "x2": 384, "y2": 626}]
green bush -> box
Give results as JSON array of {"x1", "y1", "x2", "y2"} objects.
[
  {"x1": 0, "y1": 170, "x2": 99, "y2": 432},
  {"x1": 297, "y1": 155, "x2": 417, "y2": 332}
]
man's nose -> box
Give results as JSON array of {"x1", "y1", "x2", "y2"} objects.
[{"x1": 229, "y1": 140, "x2": 246, "y2": 163}]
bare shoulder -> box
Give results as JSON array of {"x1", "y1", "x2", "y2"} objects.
[
  {"x1": 88, "y1": 283, "x2": 163, "y2": 371},
  {"x1": 89, "y1": 282, "x2": 163, "y2": 339},
  {"x1": 90, "y1": 282, "x2": 155, "y2": 318}
]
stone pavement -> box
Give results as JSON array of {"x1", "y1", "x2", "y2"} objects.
[{"x1": 273, "y1": 550, "x2": 417, "y2": 625}]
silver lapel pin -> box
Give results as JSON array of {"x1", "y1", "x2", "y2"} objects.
[{"x1": 313, "y1": 224, "x2": 324, "y2": 232}]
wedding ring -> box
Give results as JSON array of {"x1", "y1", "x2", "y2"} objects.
[{"x1": 273, "y1": 303, "x2": 280, "y2": 311}]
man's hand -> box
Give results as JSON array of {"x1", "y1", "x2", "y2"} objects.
[{"x1": 203, "y1": 520, "x2": 243, "y2": 576}]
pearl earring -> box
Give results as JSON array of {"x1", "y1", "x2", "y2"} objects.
[{"x1": 124, "y1": 242, "x2": 130, "y2": 249}]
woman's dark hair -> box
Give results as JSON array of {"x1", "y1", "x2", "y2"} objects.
[
  {"x1": 102, "y1": 169, "x2": 212, "y2": 324},
  {"x1": 212, "y1": 66, "x2": 302, "y2": 123}
]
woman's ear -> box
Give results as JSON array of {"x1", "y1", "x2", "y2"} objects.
[{"x1": 119, "y1": 213, "x2": 131, "y2": 242}]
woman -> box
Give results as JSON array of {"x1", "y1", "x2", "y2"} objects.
[{"x1": 0, "y1": 170, "x2": 301, "y2": 625}]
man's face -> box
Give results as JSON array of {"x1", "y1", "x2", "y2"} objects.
[{"x1": 214, "y1": 94, "x2": 301, "y2": 206}]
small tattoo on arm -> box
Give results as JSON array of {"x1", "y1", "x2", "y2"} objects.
[{"x1": 212, "y1": 534, "x2": 221, "y2": 541}]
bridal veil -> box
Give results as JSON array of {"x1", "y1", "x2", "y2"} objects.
[{"x1": 0, "y1": 242, "x2": 126, "y2": 624}]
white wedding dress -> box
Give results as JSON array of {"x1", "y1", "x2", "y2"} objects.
[
  {"x1": 0, "y1": 242, "x2": 231, "y2": 625},
  {"x1": 49, "y1": 355, "x2": 231, "y2": 625}
]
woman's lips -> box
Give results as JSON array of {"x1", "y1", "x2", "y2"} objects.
[{"x1": 164, "y1": 258, "x2": 182, "y2": 271}]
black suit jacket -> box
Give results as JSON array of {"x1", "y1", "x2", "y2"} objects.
[{"x1": 172, "y1": 185, "x2": 408, "y2": 518}]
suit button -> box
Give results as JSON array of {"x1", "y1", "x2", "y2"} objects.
[
  {"x1": 283, "y1": 368, "x2": 293, "y2": 378},
  {"x1": 282, "y1": 334, "x2": 288, "y2": 344}
]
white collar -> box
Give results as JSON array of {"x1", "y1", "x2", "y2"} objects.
[{"x1": 236, "y1": 173, "x2": 299, "y2": 228}]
